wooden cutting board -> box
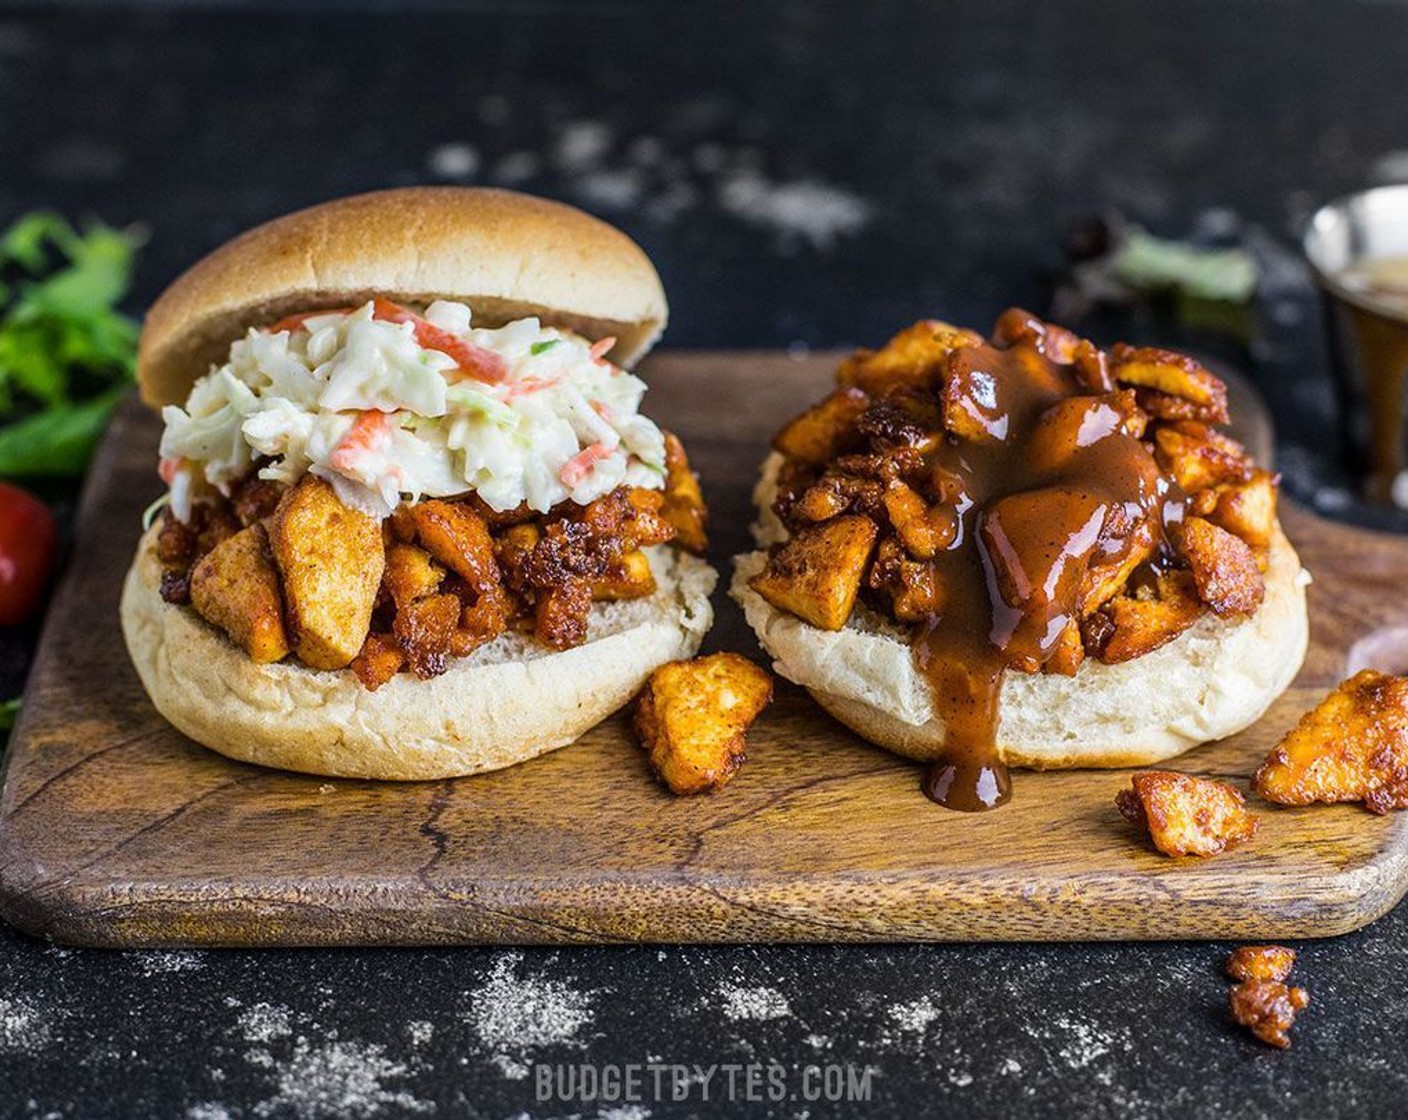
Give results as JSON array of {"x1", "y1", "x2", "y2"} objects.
[{"x1": 2, "y1": 351, "x2": 1407, "y2": 947}]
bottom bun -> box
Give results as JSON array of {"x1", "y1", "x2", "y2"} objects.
[
  {"x1": 122, "y1": 527, "x2": 716, "y2": 780},
  {"x1": 733, "y1": 502, "x2": 1309, "y2": 769}
]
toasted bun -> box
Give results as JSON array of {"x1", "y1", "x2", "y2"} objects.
[
  {"x1": 139, "y1": 187, "x2": 668, "y2": 408},
  {"x1": 121, "y1": 528, "x2": 714, "y2": 780},
  {"x1": 732, "y1": 453, "x2": 1310, "y2": 769}
]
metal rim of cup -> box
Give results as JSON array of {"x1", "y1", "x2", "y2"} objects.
[{"x1": 1303, "y1": 184, "x2": 1408, "y2": 323}]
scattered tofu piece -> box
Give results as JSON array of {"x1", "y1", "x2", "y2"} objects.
[
  {"x1": 634, "y1": 653, "x2": 774, "y2": 795},
  {"x1": 772, "y1": 387, "x2": 870, "y2": 466},
  {"x1": 1229, "y1": 979, "x2": 1309, "y2": 1049},
  {"x1": 410, "y1": 499, "x2": 499, "y2": 591},
  {"x1": 1116, "y1": 770, "x2": 1258, "y2": 857},
  {"x1": 1254, "y1": 670, "x2": 1408, "y2": 814},
  {"x1": 1226, "y1": 945, "x2": 1296, "y2": 984}
]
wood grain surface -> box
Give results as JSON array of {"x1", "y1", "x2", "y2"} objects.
[{"x1": 1, "y1": 351, "x2": 1406, "y2": 948}]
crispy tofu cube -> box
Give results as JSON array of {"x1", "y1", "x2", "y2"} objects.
[
  {"x1": 534, "y1": 580, "x2": 593, "y2": 650},
  {"x1": 1043, "y1": 616, "x2": 1085, "y2": 677},
  {"x1": 882, "y1": 481, "x2": 957, "y2": 559},
  {"x1": 992, "y1": 307, "x2": 1083, "y2": 363},
  {"x1": 591, "y1": 549, "x2": 657, "y2": 601},
  {"x1": 1092, "y1": 571, "x2": 1205, "y2": 663},
  {"x1": 1024, "y1": 391, "x2": 1146, "y2": 477},
  {"x1": 749, "y1": 516, "x2": 878, "y2": 630},
  {"x1": 660, "y1": 432, "x2": 708, "y2": 554},
  {"x1": 1229, "y1": 980, "x2": 1309, "y2": 1050},
  {"x1": 189, "y1": 524, "x2": 290, "y2": 664},
  {"x1": 451, "y1": 585, "x2": 509, "y2": 656},
  {"x1": 866, "y1": 536, "x2": 946, "y2": 622},
  {"x1": 1110, "y1": 344, "x2": 1229, "y2": 424},
  {"x1": 1116, "y1": 770, "x2": 1259, "y2": 857},
  {"x1": 1227, "y1": 946, "x2": 1296, "y2": 984},
  {"x1": 1206, "y1": 470, "x2": 1278, "y2": 552},
  {"x1": 410, "y1": 499, "x2": 500, "y2": 592},
  {"x1": 382, "y1": 542, "x2": 445, "y2": 610},
  {"x1": 268, "y1": 476, "x2": 384, "y2": 670},
  {"x1": 350, "y1": 633, "x2": 404, "y2": 692},
  {"x1": 942, "y1": 344, "x2": 1072, "y2": 444},
  {"x1": 392, "y1": 592, "x2": 461, "y2": 679},
  {"x1": 1180, "y1": 516, "x2": 1264, "y2": 617},
  {"x1": 1154, "y1": 422, "x2": 1253, "y2": 493},
  {"x1": 634, "y1": 652, "x2": 774, "y2": 795},
  {"x1": 1253, "y1": 670, "x2": 1408, "y2": 813},
  {"x1": 838, "y1": 320, "x2": 983, "y2": 395},
  {"x1": 772, "y1": 388, "x2": 870, "y2": 466}
]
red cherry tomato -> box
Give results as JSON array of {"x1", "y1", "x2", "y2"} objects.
[{"x1": 0, "y1": 483, "x2": 57, "y2": 625}]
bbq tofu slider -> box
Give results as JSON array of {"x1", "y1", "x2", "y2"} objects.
[{"x1": 121, "y1": 188, "x2": 714, "y2": 779}]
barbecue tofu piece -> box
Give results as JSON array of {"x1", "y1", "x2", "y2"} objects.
[
  {"x1": 635, "y1": 653, "x2": 774, "y2": 795},
  {"x1": 1254, "y1": 670, "x2": 1408, "y2": 814},
  {"x1": 749, "y1": 515, "x2": 878, "y2": 631},
  {"x1": 269, "y1": 476, "x2": 384, "y2": 670},
  {"x1": 189, "y1": 524, "x2": 290, "y2": 664},
  {"x1": 1117, "y1": 771, "x2": 1258, "y2": 857}
]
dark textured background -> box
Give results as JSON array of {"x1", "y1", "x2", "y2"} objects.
[{"x1": 3, "y1": 1, "x2": 1408, "y2": 1117}]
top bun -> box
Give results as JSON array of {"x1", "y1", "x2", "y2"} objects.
[{"x1": 138, "y1": 187, "x2": 668, "y2": 408}]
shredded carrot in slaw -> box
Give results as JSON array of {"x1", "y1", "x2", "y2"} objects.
[
  {"x1": 559, "y1": 442, "x2": 614, "y2": 487},
  {"x1": 370, "y1": 299, "x2": 508, "y2": 383},
  {"x1": 330, "y1": 410, "x2": 392, "y2": 471}
]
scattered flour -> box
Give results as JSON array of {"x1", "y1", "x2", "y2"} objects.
[
  {"x1": 0, "y1": 996, "x2": 53, "y2": 1055},
  {"x1": 187, "y1": 1105, "x2": 234, "y2": 1120},
  {"x1": 427, "y1": 142, "x2": 481, "y2": 181},
  {"x1": 555, "y1": 121, "x2": 614, "y2": 172},
  {"x1": 466, "y1": 952, "x2": 595, "y2": 1080},
  {"x1": 476, "y1": 113, "x2": 870, "y2": 249},
  {"x1": 406, "y1": 1021, "x2": 434, "y2": 1047},
  {"x1": 886, "y1": 996, "x2": 940, "y2": 1038},
  {"x1": 573, "y1": 167, "x2": 647, "y2": 211},
  {"x1": 238, "y1": 1003, "x2": 294, "y2": 1045},
  {"x1": 717, "y1": 984, "x2": 791, "y2": 1022},
  {"x1": 251, "y1": 1036, "x2": 432, "y2": 1119},
  {"x1": 718, "y1": 171, "x2": 872, "y2": 249},
  {"x1": 599, "y1": 1107, "x2": 652, "y2": 1120},
  {"x1": 1048, "y1": 1014, "x2": 1124, "y2": 1070},
  {"x1": 138, "y1": 951, "x2": 207, "y2": 976}
]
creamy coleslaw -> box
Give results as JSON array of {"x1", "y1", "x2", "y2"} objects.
[{"x1": 158, "y1": 299, "x2": 667, "y2": 521}]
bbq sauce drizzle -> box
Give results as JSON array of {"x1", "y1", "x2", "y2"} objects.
[{"x1": 913, "y1": 317, "x2": 1179, "y2": 810}]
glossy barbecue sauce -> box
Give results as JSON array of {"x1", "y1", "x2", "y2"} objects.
[{"x1": 917, "y1": 316, "x2": 1177, "y2": 810}]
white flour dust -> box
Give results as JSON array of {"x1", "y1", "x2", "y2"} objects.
[
  {"x1": 718, "y1": 171, "x2": 873, "y2": 249},
  {"x1": 717, "y1": 984, "x2": 791, "y2": 1022},
  {"x1": 426, "y1": 110, "x2": 872, "y2": 251},
  {"x1": 138, "y1": 951, "x2": 207, "y2": 976},
  {"x1": 238, "y1": 1003, "x2": 294, "y2": 1045},
  {"x1": 0, "y1": 996, "x2": 53, "y2": 1055},
  {"x1": 466, "y1": 952, "x2": 595, "y2": 1080},
  {"x1": 886, "y1": 995, "x2": 940, "y2": 1038},
  {"x1": 250, "y1": 1036, "x2": 432, "y2": 1119}
]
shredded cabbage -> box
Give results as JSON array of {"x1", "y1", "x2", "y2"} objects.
[{"x1": 158, "y1": 300, "x2": 666, "y2": 519}]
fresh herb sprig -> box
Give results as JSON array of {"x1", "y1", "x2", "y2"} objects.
[{"x1": 0, "y1": 212, "x2": 143, "y2": 476}]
